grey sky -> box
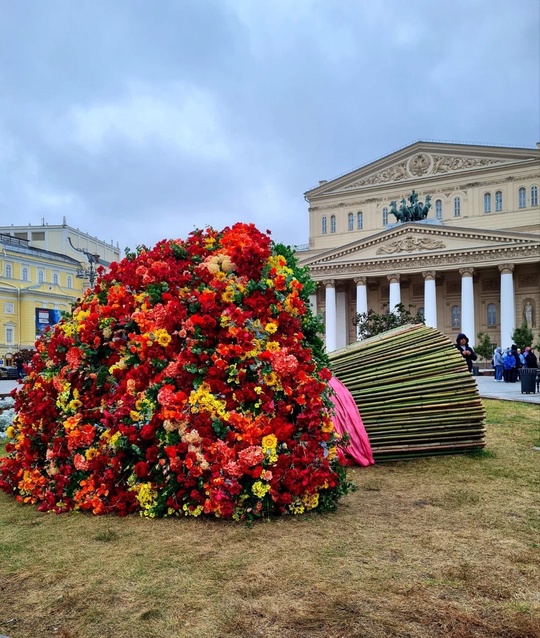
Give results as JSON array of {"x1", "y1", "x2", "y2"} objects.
[{"x1": 1, "y1": 0, "x2": 538, "y2": 252}]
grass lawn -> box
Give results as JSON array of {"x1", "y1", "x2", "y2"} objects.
[{"x1": 0, "y1": 399, "x2": 539, "y2": 638}]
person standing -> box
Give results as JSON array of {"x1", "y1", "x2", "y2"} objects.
[
  {"x1": 511, "y1": 344, "x2": 522, "y2": 382},
  {"x1": 524, "y1": 346, "x2": 538, "y2": 369},
  {"x1": 493, "y1": 347, "x2": 504, "y2": 381},
  {"x1": 455, "y1": 333, "x2": 477, "y2": 373},
  {"x1": 503, "y1": 348, "x2": 516, "y2": 383}
]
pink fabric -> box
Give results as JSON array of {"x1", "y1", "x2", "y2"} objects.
[{"x1": 329, "y1": 376, "x2": 375, "y2": 467}]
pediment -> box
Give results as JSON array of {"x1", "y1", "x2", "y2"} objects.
[
  {"x1": 299, "y1": 223, "x2": 540, "y2": 267},
  {"x1": 306, "y1": 141, "x2": 540, "y2": 196}
]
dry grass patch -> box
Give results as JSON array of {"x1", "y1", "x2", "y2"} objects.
[{"x1": 1, "y1": 399, "x2": 539, "y2": 638}]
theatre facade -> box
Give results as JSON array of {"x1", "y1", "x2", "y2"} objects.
[{"x1": 298, "y1": 141, "x2": 540, "y2": 352}]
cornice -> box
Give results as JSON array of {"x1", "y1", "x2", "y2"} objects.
[
  {"x1": 308, "y1": 171, "x2": 540, "y2": 210},
  {"x1": 308, "y1": 244, "x2": 540, "y2": 280},
  {"x1": 313, "y1": 225, "x2": 538, "y2": 264}
]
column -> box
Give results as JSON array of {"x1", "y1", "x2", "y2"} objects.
[
  {"x1": 422, "y1": 270, "x2": 437, "y2": 329},
  {"x1": 459, "y1": 267, "x2": 475, "y2": 346},
  {"x1": 354, "y1": 276, "x2": 367, "y2": 340},
  {"x1": 323, "y1": 279, "x2": 337, "y2": 352},
  {"x1": 387, "y1": 273, "x2": 401, "y2": 313},
  {"x1": 498, "y1": 264, "x2": 515, "y2": 349}
]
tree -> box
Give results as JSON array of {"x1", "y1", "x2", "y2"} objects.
[
  {"x1": 511, "y1": 323, "x2": 534, "y2": 351},
  {"x1": 475, "y1": 332, "x2": 495, "y2": 367},
  {"x1": 352, "y1": 303, "x2": 424, "y2": 340}
]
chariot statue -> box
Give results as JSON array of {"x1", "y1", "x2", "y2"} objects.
[{"x1": 389, "y1": 190, "x2": 432, "y2": 223}]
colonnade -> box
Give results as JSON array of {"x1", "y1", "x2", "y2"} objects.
[{"x1": 321, "y1": 263, "x2": 516, "y2": 352}]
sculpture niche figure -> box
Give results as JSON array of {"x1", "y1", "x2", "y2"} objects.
[{"x1": 389, "y1": 190, "x2": 432, "y2": 223}]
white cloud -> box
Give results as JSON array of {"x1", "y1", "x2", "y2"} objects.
[{"x1": 65, "y1": 82, "x2": 231, "y2": 159}]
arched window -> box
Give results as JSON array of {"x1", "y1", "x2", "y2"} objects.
[
  {"x1": 330, "y1": 215, "x2": 336, "y2": 233},
  {"x1": 453, "y1": 197, "x2": 461, "y2": 217},
  {"x1": 484, "y1": 192, "x2": 491, "y2": 213},
  {"x1": 435, "y1": 199, "x2": 442, "y2": 220},
  {"x1": 518, "y1": 187, "x2": 526, "y2": 208},
  {"x1": 53, "y1": 273, "x2": 59, "y2": 285},
  {"x1": 487, "y1": 303, "x2": 497, "y2": 327},
  {"x1": 348, "y1": 213, "x2": 354, "y2": 231},
  {"x1": 495, "y1": 191, "x2": 502, "y2": 211},
  {"x1": 357, "y1": 211, "x2": 363, "y2": 230},
  {"x1": 38, "y1": 270, "x2": 44, "y2": 283},
  {"x1": 451, "y1": 305, "x2": 461, "y2": 328},
  {"x1": 22, "y1": 267, "x2": 29, "y2": 281},
  {"x1": 67, "y1": 275, "x2": 73, "y2": 288},
  {"x1": 532, "y1": 185, "x2": 538, "y2": 207},
  {"x1": 321, "y1": 216, "x2": 327, "y2": 234},
  {"x1": 382, "y1": 207, "x2": 389, "y2": 226},
  {"x1": 5, "y1": 264, "x2": 12, "y2": 278}
]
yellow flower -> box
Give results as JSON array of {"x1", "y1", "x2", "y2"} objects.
[
  {"x1": 266, "y1": 341, "x2": 280, "y2": 352},
  {"x1": 221, "y1": 287, "x2": 235, "y2": 303},
  {"x1": 263, "y1": 371, "x2": 278, "y2": 387},
  {"x1": 6, "y1": 426, "x2": 15, "y2": 439},
  {"x1": 252, "y1": 481, "x2": 271, "y2": 498},
  {"x1": 85, "y1": 447, "x2": 99, "y2": 460},
  {"x1": 262, "y1": 434, "x2": 278, "y2": 449},
  {"x1": 131, "y1": 481, "x2": 157, "y2": 516},
  {"x1": 154, "y1": 329, "x2": 172, "y2": 347},
  {"x1": 265, "y1": 322, "x2": 278, "y2": 334},
  {"x1": 321, "y1": 417, "x2": 334, "y2": 433},
  {"x1": 289, "y1": 499, "x2": 305, "y2": 515}
]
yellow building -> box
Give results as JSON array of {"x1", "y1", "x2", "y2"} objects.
[
  {"x1": 0, "y1": 222, "x2": 121, "y2": 361},
  {"x1": 299, "y1": 141, "x2": 540, "y2": 352}
]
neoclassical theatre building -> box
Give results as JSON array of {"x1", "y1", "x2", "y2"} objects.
[{"x1": 298, "y1": 141, "x2": 540, "y2": 352}]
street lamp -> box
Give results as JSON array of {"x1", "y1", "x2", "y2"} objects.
[{"x1": 68, "y1": 237, "x2": 100, "y2": 288}]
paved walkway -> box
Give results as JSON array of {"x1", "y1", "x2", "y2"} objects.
[{"x1": 2, "y1": 374, "x2": 539, "y2": 404}]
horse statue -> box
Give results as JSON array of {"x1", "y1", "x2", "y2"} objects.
[
  {"x1": 389, "y1": 201, "x2": 405, "y2": 223},
  {"x1": 388, "y1": 192, "x2": 432, "y2": 223}
]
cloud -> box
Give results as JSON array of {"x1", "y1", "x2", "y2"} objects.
[
  {"x1": 0, "y1": 0, "x2": 538, "y2": 254},
  {"x1": 64, "y1": 82, "x2": 230, "y2": 160}
]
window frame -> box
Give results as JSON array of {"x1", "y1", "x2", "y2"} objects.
[
  {"x1": 483, "y1": 192, "x2": 491, "y2": 213},
  {"x1": 495, "y1": 190, "x2": 502, "y2": 212},
  {"x1": 357, "y1": 211, "x2": 363, "y2": 230},
  {"x1": 531, "y1": 185, "x2": 538, "y2": 207},
  {"x1": 487, "y1": 303, "x2": 497, "y2": 327},
  {"x1": 451, "y1": 304, "x2": 461, "y2": 328},
  {"x1": 518, "y1": 187, "x2": 526, "y2": 208},
  {"x1": 453, "y1": 197, "x2": 461, "y2": 217},
  {"x1": 435, "y1": 199, "x2": 443, "y2": 220}
]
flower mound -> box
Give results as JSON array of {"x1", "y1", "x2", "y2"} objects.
[{"x1": 0, "y1": 223, "x2": 351, "y2": 520}]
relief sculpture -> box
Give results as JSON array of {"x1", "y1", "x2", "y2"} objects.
[{"x1": 376, "y1": 235, "x2": 446, "y2": 255}]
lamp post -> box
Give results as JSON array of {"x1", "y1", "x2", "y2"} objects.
[{"x1": 68, "y1": 237, "x2": 100, "y2": 288}]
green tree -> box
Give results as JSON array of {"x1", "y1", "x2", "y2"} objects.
[
  {"x1": 352, "y1": 303, "x2": 424, "y2": 340},
  {"x1": 475, "y1": 332, "x2": 495, "y2": 367},
  {"x1": 511, "y1": 323, "x2": 534, "y2": 351}
]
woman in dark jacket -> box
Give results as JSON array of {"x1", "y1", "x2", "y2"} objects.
[
  {"x1": 455, "y1": 333, "x2": 477, "y2": 373},
  {"x1": 524, "y1": 347, "x2": 538, "y2": 369}
]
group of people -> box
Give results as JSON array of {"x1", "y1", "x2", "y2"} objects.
[
  {"x1": 493, "y1": 344, "x2": 538, "y2": 383},
  {"x1": 454, "y1": 333, "x2": 538, "y2": 383}
]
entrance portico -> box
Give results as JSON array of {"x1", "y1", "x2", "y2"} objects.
[{"x1": 300, "y1": 223, "x2": 540, "y2": 352}]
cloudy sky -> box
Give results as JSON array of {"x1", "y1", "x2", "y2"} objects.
[{"x1": 1, "y1": 0, "x2": 538, "y2": 252}]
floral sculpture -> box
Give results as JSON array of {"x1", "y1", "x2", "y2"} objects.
[{"x1": 0, "y1": 223, "x2": 351, "y2": 519}]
